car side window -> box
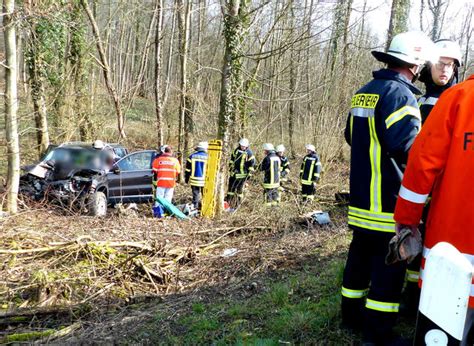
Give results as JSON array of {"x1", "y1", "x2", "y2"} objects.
[{"x1": 117, "y1": 151, "x2": 153, "y2": 171}]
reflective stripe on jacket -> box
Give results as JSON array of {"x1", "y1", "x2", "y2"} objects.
[
  {"x1": 185, "y1": 150, "x2": 208, "y2": 187},
  {"x1": 344, "y1": 69, "x2": 422, "y2": 234},
  {"x1": 300, "y1": 153, "x2": 321, "y2": 185},
  {"x1": 260, "y1": 151, "x2": 280, "y2": 189},
  {"x1": 229, "y1": 147, "x2": 256, "y2": 179},
  {"x1": 394, "y1": 74, "x2": 474, "y2": 306},
  {"x1": 152, "y1": 154, "x2": 181, "y2": 188}
]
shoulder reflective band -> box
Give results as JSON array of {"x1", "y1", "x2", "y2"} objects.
[
  {"x1": 385, "y1": 105, "x2": 421, "y2": 129},
  {"x1": 399, "y1": 185, "x2": 429, "y2": 204},
  {"x1": 365, "y1": 298, "x2": 399, "y2": 313},
  {"x1": 422, "y1": 97, "x2": 438, "y2": 106}
]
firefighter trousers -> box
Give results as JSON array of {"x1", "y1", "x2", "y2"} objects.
[
  {"x1": 301, "y1": 183, "x2": 315, "y2": 201},
  {"x1": 264, "y1": 188, "x2": 280, "y2": 206},
  {"x1": 341, "y1": 230, "x2": 406, "y2": 343},
  {"x1": 227, "y1": 176, "x2": 246, "y2": 208},
  {"x1": 191, "y1": 186, "x2": 203, "y2": 209}
]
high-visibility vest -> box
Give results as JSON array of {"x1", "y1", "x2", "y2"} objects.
[
  {"x1": 394, "y1": 74, "x2": 474, "y2": 306},
  {"x1": 152, "y1": 154, "x2": 181, "y2": 188},
  {"x1": 185, "y1": 150, "x2": 208, "y2": 187}
]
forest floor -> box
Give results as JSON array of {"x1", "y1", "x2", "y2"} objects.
[{"x1": 0, "y1": 165, "x2": 415, "y2": 344}]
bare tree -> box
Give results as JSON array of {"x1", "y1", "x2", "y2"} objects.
[
  {"x1": 216, "y1": 0, "x2": 249, "y2": 214},
  {"x1": 80, "y1": 0, "x2": 126, "y2": 139},
  {"x1": 386, "y1": 0, "x2": 410, "y2": 49},
  {"x1": 177, "y1": 0, "x2": 192, "y2": 165},
  {"x1": 460, "y1": 5, "x2": 473, "y2": 80},
  {"x1": 427, "y1": 0, "x2": 449, "y2": 41},
  {"x1": 154, "y1": 0, "x2": 165, "y2": 146},
  {"x1": 3, "y1": 0, "x2": 20, "y2": 214}
]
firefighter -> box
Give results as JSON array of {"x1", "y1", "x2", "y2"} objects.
[
  {"x1": 299, "y1": 144, "x2": 321, "y2": 202},
  {"x1": 226, "y1": 138, "x2": 256, "y2": 208},
  {"x1": 185, "y1": 141, "x2": 208, "y2": 209},
  {"x1": 402, "y1": 39, "x2": 462, "y2": 316},
  {"x1": 418, "y1": 39, "x2": 462, "y2": 124},
  {"x1": 276, "y1": 144, "x2": 290, "y2": 187},
  {"x1": 340, "y1": 31, "x2": 434, "y2": 344},
  {"x1": 151, "y1": 145, "x2": 181, "y2": 203},
  {"x1": 260, "y1": 143, "x2": 281, "y2": 206},
  {"x1": 394, "y1": 74, "x2": 474, "y2": 343}
]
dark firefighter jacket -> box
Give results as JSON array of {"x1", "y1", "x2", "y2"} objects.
[
  {"x1": 418, "y1": 66, "x2": 458, "y2": 124},
  {"x1": 260, "y1": 151, "x2": 281, "y2": 189},
  {"x1": 344, "y1": 68, "x2": 422, "y2": 234},
  {"x1": 279, "y1": 156, "x2": 290, "y2": 179},
  {"x1": 229, "y1": 147, "x2": 256, "y2": 179},
  {"x1": 300, "y1": 152, "x2": 321, "y2": 185},
  {"x1": 185, "y1": 150, "x2": 208, "y2": 187}
]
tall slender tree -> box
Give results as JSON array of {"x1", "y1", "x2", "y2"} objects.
[
  {"x1": 3, "y1": 0, "x2": 20, "y2": 214},
  {"x1": 80, "y1": 0, "x2": 126, "y2": 139},
  {"x1": 216, "y1": 0, "x2": 249, "y2": 214},
  {"x1": 386, "y1": 0, "x2": 410, "y2": 49},
  {"x1": 154, "y1": 0, "x2": 165, "y2": 146}
]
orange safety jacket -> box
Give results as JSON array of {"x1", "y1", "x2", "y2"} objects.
[
  {"x1": 394, "y1": 74, "x2": 474, "y2": 306},
  {"x1": 152, "y1": 153, "x2": 181, "y2": 188}
]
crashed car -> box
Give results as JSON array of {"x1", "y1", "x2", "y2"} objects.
[
  {"x1": 20, "y1": 143, "x2": 121, "y2": 216},
  {"x1": 20, "y1": 142, "x2": 156, "y2": 216}
]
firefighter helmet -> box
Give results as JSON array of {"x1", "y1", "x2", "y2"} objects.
[
  {"x1": 239, "y1": 138, "x2": 250, "y2": 147},
  {"x1": 263, "y1": 143, "x2": 274, "y2": 151},
  {"x1": 435, "y1": 39, "x2": 462, "y2": 66},
  {"x1": 276, "y1": 144, "x2": 285, "y2": 153},
  {"x1": 372, "y1": 31, "x2": 436, "y2": 66},
  {"x1": 93, "y1": 140, "x2": 105, "y2": 150},
  {"x1": 305, "y1": 144, "x2": 316, "y2": 152},
  {"x1": 197, "y1": 141, "x2": 208, "y2": 150}
]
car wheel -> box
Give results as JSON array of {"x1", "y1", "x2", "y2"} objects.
[{"x1": 88, "y1": 191, "x2": 107, "y2": 217}]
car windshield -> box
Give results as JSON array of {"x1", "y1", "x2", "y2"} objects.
[{"x1": 44, "y1": 147, "x2": 105, "y2": 170}]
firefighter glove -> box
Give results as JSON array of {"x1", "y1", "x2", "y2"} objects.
[{"x1": 385, "y1": 227, "x2": 422, "y2": 265}]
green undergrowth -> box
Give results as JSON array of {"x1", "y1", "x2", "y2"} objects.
[{"x1": 130, "y1": 256, "x2": 357, "y2": 345}]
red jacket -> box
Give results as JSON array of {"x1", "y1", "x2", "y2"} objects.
[
  {"x1": 152, "y1": 153, "x2": 181, "y2": 188},
  {"x1": 394, "y1": 74, "x2": 474, "y2": 306}
]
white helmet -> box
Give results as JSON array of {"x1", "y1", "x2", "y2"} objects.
[
  {"x1": 435, "y1": 39, "x2": 462, "y2": 66},
  {"x1": 305, "y1": 144, "x2": 315, "y2": 152},
  {"x1": 372, "y1": 31, "x2": 436, "y2": 66},
  {"x1": 93, "y1": 140, "x2": 105, "y2": 150},
  {"x1": 239, "y1": 138, "x2": 250, "y2": 147},
  {"x1": 276, "y1": 144, "x2": 285, "y2": 153},
  {"x1": 263, "y1": 143, "x2": 274, "y2": 151},
  {"x1": 197, "y1": 141, "x2": 209, "y2": 150}
]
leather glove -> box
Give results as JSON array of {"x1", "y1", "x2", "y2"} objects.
[{"x1": 386, "y1": 227, "x2": 422, "y2": 265}]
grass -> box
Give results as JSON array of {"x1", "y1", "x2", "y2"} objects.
[{"x1": 129, "y1": 253, "x2": 357, "y2": 345}]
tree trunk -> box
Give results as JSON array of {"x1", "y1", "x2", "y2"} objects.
[
  {"x1": 31, "y1": 79, "x2": 50, "y2": 156},
  {"x1": 154, "y1": 0, "x2": 164, "y2": 146},
  {"x1": 428, "y1": 0, "x2": 447, "y2": 41},
  {"x1": 3, "y1": 0, "x2": 20, "y2": 214},
  {"x1": 177, "y1": 0, "x2": 192, "y2": 168},
  {"x1": 386, "y1": 0, "x2": 410, "y2": 49},
  {"x1": 216, "y1": 0, "x2": 248, "y2": 215},
  {"x1": 80, "y1": 0, "x2": 126, "y2": 139},
  {"x1": 70, "y1": 1, "x2": 92, "y2": 141}
]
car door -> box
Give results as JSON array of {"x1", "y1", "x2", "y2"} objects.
[{"x1": 107, "y1": 150, "x2": 155, "y2": 203}]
